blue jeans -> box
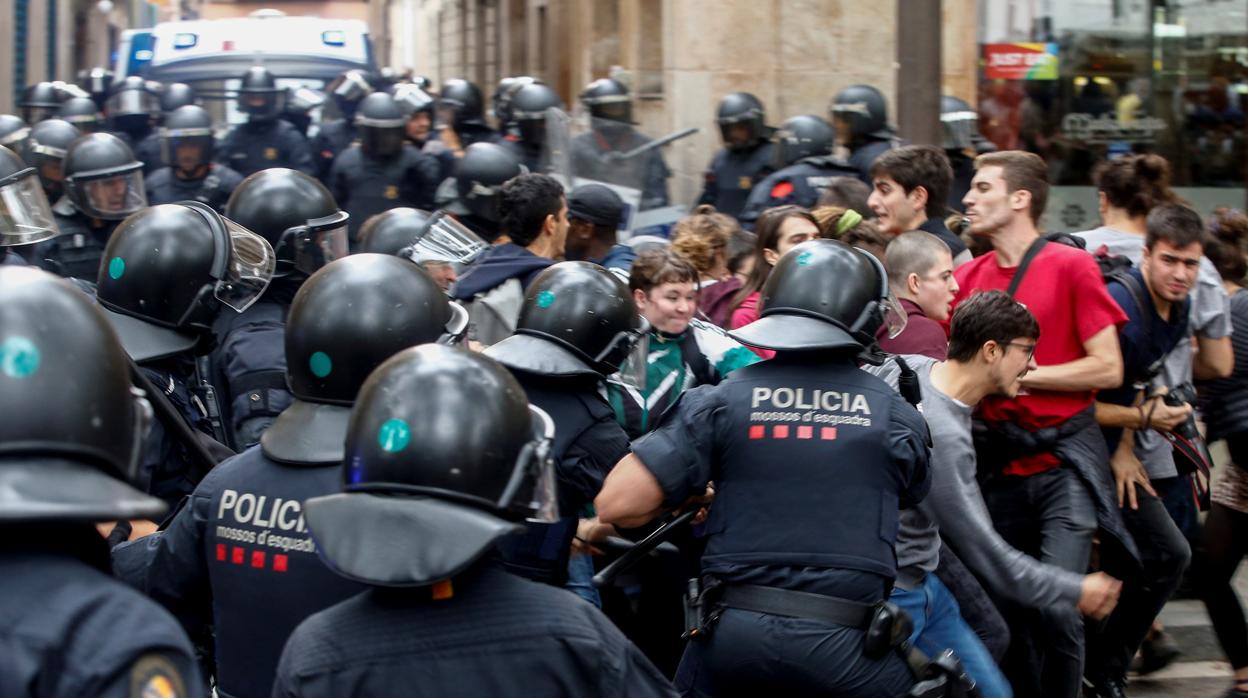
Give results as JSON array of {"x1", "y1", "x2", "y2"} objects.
[
  {"x1": 891, "y1": 574, "x2": 1013, "y2": 698},
  {"x1": 565, "y1": 551, "x2": 601, "y2": 607}
]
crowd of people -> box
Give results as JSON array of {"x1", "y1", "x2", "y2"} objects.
[{"x1": 2, "y1": 65, "x2": 1248, "y2": 698}]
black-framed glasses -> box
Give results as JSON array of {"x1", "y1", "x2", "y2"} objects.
[{"x1": 1007, "y1": 342, "x2": 1037, "y2": 361}]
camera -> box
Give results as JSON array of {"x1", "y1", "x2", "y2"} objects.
[{"x1": 1161, "y1": 382, "x2": 1201, "y2": 442}]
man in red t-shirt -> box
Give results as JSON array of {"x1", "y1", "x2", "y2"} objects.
[{"x1": 954, "y1": 151, "x2": 1126, "y2": 698}]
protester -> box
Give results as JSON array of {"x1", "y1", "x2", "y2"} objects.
[
  {"x1": 880, "y1": 230, "x2": 959, "y2": 358},
  {"x1": 728, "y1": 205, "x2": 821, "y2": 358},
  {"x1": 669, "y1": 204, "x2": 743, "y2": 327}
]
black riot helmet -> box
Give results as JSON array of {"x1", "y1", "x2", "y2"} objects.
[
  {"x1": 485, "y1": 261, "x2": 648, "y2": 377},
  {"x1": 20, "y1": 83, "x2": 62, "y2": 124},
  {"x1": 357, "y1": 207, "x2": 432, "y2": 256},
  {"x1": 78, "y1": 67, "x2": 115, "y2": 104},
  {"x1": 830, "y1": 84, "x2": 892, "y2": 145},
  {"x1": 717, "y1": 92, "x2": 767, "y2": 150},
  {"x1": 355, "y1": 92, "x2": 407, "y2": 159},
  {"x1": 0, "y1": 265, "x2": 166, "y2": 522},
  {"x1": 262, "y1": 254, "x2": 467, "y2": 465},
  {"x1": 96, "y1": 203, "x2": 276, "y2": 361},
  {"x1": 729, "y1": 239, "x2": 906, "y2": 352},
  {"x1": 23, "y1": 119, "x2": 80, "y2": 201},
  {"x1": 940, "y1": 95, "x2": 980, "y2": 153},
  {"x1": 438, "y1": 78, "x2": 487, "y2": 128},
  {"x1": 62, "y1": 133, "x2": 147, "y2": 220},
  {"x1": 161, "y1": 105, "x2": 216, "y2": 172},
  {"x1": 509, "y1": 82, "x2": 563, "y2": 145},
  {"x1": 492, "y1": 76, "x2": 538, "y2": 126},
  {"x1": 579, "y1": 77, "x2": 632, "y2": 124},
  {"x1": 57, "y1": 97, "x2": 104, "y2": 133},
  {"x1": 0, "y1": 146, "x2": 59, "y2": 247},
  {"x1": 391, "y1": 82, "x2": 435, "y2": 118},
  {"x1": 106, "y1": 76, "x2": 158, "y2": 133},
  {"x1": 160, "y1": 83, "x2": 198, "y2": 113},
  {"x1": 237, "y1": 66, "x2": 285, "y2": 121},
  {"x1": 455, "y1": 143, "x2": 524, "y2": 223},
  {"x1": 226, "y1": 168, "x2": 349, "y2": 277},
  {"x1": 327, "y1": 69, "x2": 375, "y2": 119},
  {"x1": 771, "y1": 115, "x2": 834, "y2": 169},
  {"x1": 0, "y1": 115, "x2": 31, "y2": 151},
  {"x1": 304, "y1": 344, "x2": 559, "y2": 587}
]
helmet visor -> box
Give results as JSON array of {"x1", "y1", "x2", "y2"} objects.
[
  {"x1": 290, "y1": 213, "x2": 350, "y2": 275},
  {"x1": 162, "y1": 128, "x2": 213, "y2": 170},
  {"x1": 239, "y1": 91, "x2": 284, "y2": 119},
  {"x1": 0, "y1": 169, "x2": 58, "y2": 246},
  {"x1": 499, "y1": 405, "x2": 560, "y2": 524},
  {"x1": 405, "y1": 210, "x2": 488, "y2": 265},
  {"x1": 76, "y1": 170, "x2": 146, "y2": 220},
  {"x1": 106, "y1": 90, "x2": 153, "y2": 118},
  {"x1": 332, "y1": 72, "x2": 373, "y2": 103},
  {"x1": 881, "y1": 291, "x2": 908, "y2": 340},
  {"x1": 393, "y1": 85, "x2": 434, "y2": 117},
  {"x1": 941, "y1": 111, "x2": 978, "y2": 152},
  {"x1": 0, "y1": 126, "x2": 31, "y2": 149},
  {"x1": 215, "y1": 217, "x2": 277, "y2": 312}
]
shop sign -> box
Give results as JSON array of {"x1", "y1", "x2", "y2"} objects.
[
  {"x1": 1060, "y1": 113, "x2": 1169, "y2": 144},
  {"x1": 983, "y1": 43, "x2": 1059, "y2": 80}
]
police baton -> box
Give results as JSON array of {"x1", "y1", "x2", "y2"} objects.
[
  {"x1": 592, "y1": 509, "x2": 698, "y2": 588},
  {"x1": 128, "y1": 357, "x2": 221, "y2": 484},
  {"x1": 603, "y1": 127, "x2": 699, "y2": 162}
]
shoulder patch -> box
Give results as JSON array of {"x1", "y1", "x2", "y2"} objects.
[
  {"x1": 769, "y1": 180, "x2": 795, "y2": 199},
  {"x1": 129, "y1": 654, "x2": 187, "y2": 698}
]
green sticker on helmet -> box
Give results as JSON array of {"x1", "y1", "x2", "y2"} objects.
[
  {"x1": 535, "y1": 290, "x2": 556, "y2": 308},
  {"x1": 378, "y1": 418, "x2": 411, "y2": 453},
  {"x1": 796, "y1": 251, "x2": 813, "y2": 266},
  {"x1": 309, "y1": 351, "x2": 332, "y2": 378},
  {"x1": 108, "y1": 257, "x2": 125, "y2": 280},
  {"x1": 0, "y1": 336, "x2": 41, "y2": 378}
]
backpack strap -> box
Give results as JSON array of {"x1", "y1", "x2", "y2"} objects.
[{"x1": 1005, "y1": 238, "x2": 1048, "y2": 298}]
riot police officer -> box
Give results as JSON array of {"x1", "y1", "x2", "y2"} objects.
[
  {"x1": 357, "y1": 207, "x2": 431, "y2": 255},
  {"x1": 738, "y1": 114, "x2": 856, "y2": 227},
  {"x1": 311, "y1": 69, "x2": 375, "y2": 182},
  {"x1": 831, "y1": 84, "x2": 899, "y2": 184},
  {"x1": 29, "y1": 132, "x2": 147, "y2": 280},
  {"x1": 596, "y1": 239, "x2": 932, "y2": 697},
  {"x1": 0, "y1": 265, "x2": 204, "y2": 698},
  {"x1": 940, "y1": 95, "x2": 981, "y2": 214},
  {"x1": 78, "y1": 66, "x2": 115, "y2": 109},
  {"x1": 500, "y1": 81, "x2": 563, "y2": 173},
  {"x1": 357, "y1": 207, "x2": 467, "y2": 291},
  {"x1": 0, "y1": 144, "x2": 61, "y2": 261},
  {"x1": 146, "y1": 105, "x2": 246, "y2": 213},
  {"x1": 57, "y1": 96, "x2": 105, "y2": 134},
  {"x1": 209, "y1": 168, "x2": 349, "y2": 450},
  {"x1": 423, "y1": 78, "x2": 501, "y2": 184},
  {"x1": 0, "y1": 114, "x2": 30, "y2": 152},
  {"x1": 23, "y1": 118, "x2": 80, "y2": 202},
  {"x1": 114, "y1": 253, "x2": 464, "y2": 698},
  {"x1": 698, "y1": 92, "x2": 775, "y2": 220},
  {"x1": 273, "y1": 344, "x2": 677, "y2": 697},
  {"x1": 217, "y1": 67, "x2": 316, "y2": 178},
  {"x1": 484, "y1": 262, "x2": 644, "y2": 599},
  {"x1": 19, "y1": 81, "x2": 62, "y2": 124},
  {"x1": 571, "y1": 77, "x2": 671, "y2": 210},
  {"x1": 161, "y1": 82, "x2": 198, "y2": 114},
  {"x1": 328, "y1": 92, "x2": 440, "y2": 245},
  {"x1": 96, "y1": 202, "x2": 275, "y2": 505},
  {"x1": 492, "y1": 75, "x2": 539, "y2": 132},
  {"x1": 435, "y1": 141, "x2": 524, "y2": 243},
  {"x1": 106, "y1": 75, "x2": 164, "y2": 171},
  {"x1": 392, "y1": 81, "x2": 436, "y2": 149}
]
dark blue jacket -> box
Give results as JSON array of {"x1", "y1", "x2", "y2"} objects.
[
  {"x1": 328, "y1": 143, "x2": 440, "y2": 243},
  {"x1": 218, "y1": 119, "x2": 316, "y2": 178},
  {"x1": 145, "y1": 164, "x2": 245, "y2": 214},
  {"x1": 739, "y1": 156, "x2": 859, "y2": 228},
  {"x1": 917, "y1": 216, "x2": 969, "y2": 261},
  {"x1": 698, "y1": 142, "x2": 775, "y2": 220},
  {"x1": 450, "y1": 243, "x2": 554, "y2": 301}
]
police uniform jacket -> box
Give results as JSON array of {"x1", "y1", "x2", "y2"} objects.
[
  {"x1": 697, "y1": 142, "x2": 775, "y2": 221},
  {"x1": 327, "y1": 144, "x2": 440, "y2": 243},
  {"x1": 738, "y1": 156, "x2": 859, "y2": 229},
  {"x1": 2, "y1": 527, "x2": 204, "y2": 698},
  {"x1": 310, "y1": 118, "x2": 355, "y2": 183},
  {"x1": 570, "y1": 129, "x2": 670, "y2": 210},
  {"x1": 273, "y1": 563, "x2": 677, "y2": 698},
  {"x1": 112, "y1": 445, "x2": 363, "y2": 698},
  {"x1": 218, "y1": 119, "x2": 316, "y2": 178},
  {"x1": 630, "y1": 353, "x2": 930, "y2": 599},
  {"x1": 146, "y1": 164, "x2": 245, "y2": 215},
  {"x1": 29, "y1": 203, "x2": 121, "y2": 281},
  {"x1": 208, "y1": 281, "x2": 298, "y2": 450},
  {"x1": 848, "y1": 139, "x2": 895, "y2": 185}
]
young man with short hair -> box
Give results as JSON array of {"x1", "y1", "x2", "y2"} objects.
[
  {"x1": 956, "y1": 150, "x2": 1129, "y2": 698},
  {"x1": 1083, "y1": 204, "x2": 1205, "y2": 697},
  {"x1": 563, "y1": 183, "x2": 635, "y2": 273},
  {"x1": 868, "y1": 144, "x2": 971, "y2": 266},
  {"x1": 879, "y1": 231, "x2": 959, "y2": 359},
  {"x1": 884, "y1": 290, "x2": 1123, "y2": 698},
  {"x1": 451, "y1": 173, "x2": 569, "y2": 345}
]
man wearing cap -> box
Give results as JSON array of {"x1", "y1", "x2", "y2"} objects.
[
  {"x1": 113, "y1": 254, "x2": 467, "y2": 698},
  {"x1": 564, "y1": 182, "x2": 635, "y2": 274},
  {"x1": 0, "y1": 265, "x2": 204, "y2": 698},
  {"x1": 273, "y1": 345, "x2": 676, "y2": 697},
  {"x1": 596, "y1": 239, "x2": 932, "y2": 696}
]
